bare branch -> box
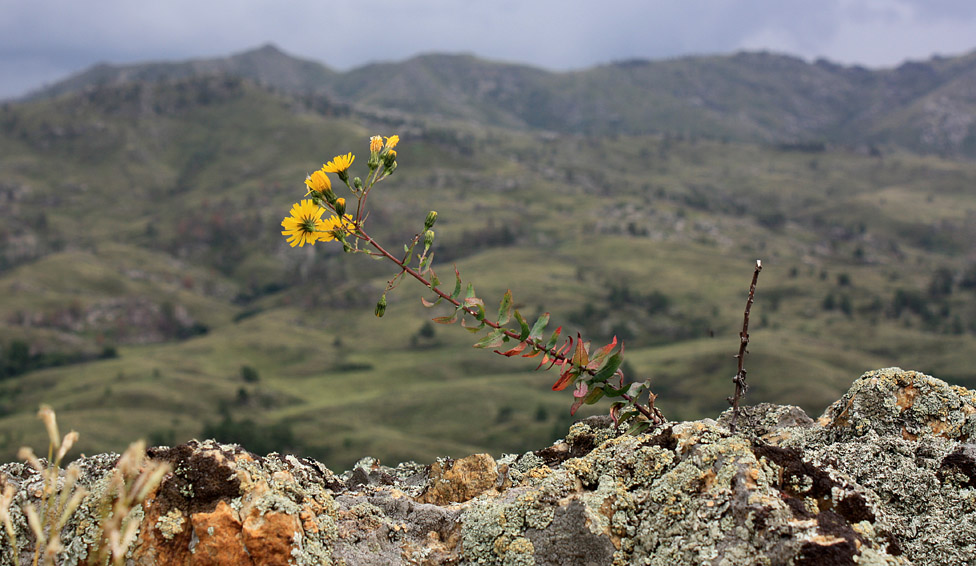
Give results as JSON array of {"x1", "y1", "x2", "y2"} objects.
[{"x1": 728, "y1": 259, "x2": 762, "y2": 433}]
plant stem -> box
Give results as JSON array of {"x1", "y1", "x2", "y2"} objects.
[
  {"x1": 728, "y1": 259, "x2": 762, "y2": 433},
  {"x1": 356, "y1": 227, "x2": 664, "y2": 424}
]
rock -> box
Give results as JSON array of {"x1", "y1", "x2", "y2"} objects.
[
  {"x1": 419, "y1": 454, "x2": 500, "y2": 506},
  {"x1": 1, "y1": 367, "x2": 975, "y2": 565}
]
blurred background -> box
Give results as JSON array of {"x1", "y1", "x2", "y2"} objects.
[{"x1": 1, "y1": 0, "x2": 975, "y2": 470}]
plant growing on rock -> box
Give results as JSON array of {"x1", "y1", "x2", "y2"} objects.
[
  {"x1": 283, "y1": 136, "x2": 667, "y2": 432},
  {"x1": 284, "y1": 136, "x2": 762, "y2": 433}
]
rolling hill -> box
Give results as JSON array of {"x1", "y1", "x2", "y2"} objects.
[{"x1": 1, "y1": 48, "x2": 976, "y2": 470}]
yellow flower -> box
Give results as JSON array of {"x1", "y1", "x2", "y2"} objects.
[
  {"x1": 322, "y1": 152, "x2": 355, "y2": 174},
  {"x1": 281, "y1": 199, "x2": 328, "y2": 247},
  {"x1": 318, "y1": 214, "x2": 356, "y2": 242},
  {"x1": 384, "y1": 135, "x2": 399, "y2": 149},
  {"x1": 369, "y1": 136, "x2": 383, "y2": 153},
  {"x1": 304, "y1": 170, "x2": 332, "y2": 195}
]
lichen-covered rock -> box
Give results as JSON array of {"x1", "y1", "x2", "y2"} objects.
[{"x1": 1, "y1": 368, "x2": 974, "y2": 565}]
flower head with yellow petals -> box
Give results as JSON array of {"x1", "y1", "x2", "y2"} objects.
[
  {"x1": 323, "y1": 153, "x2": 355, "y2": 174},
  {"x1": 281, "y1": 199, "x2": 329, "y2": 247},
  {"x1": 304, "y1": 170, "x2": 332, "y2": 195},
  {"x1": 369, "y1": 136, "x2": 383, "y2": 153}
]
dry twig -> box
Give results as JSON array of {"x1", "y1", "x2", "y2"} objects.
[{"x1": 728, "y1": 260, "x2": 762, "y2": 433}]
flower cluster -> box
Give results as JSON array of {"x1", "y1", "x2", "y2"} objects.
[{"x1": 281, "y1": 136, "x2": 398, "y2": 248}]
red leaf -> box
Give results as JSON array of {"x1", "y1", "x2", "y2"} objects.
[
  {"x1": 571, "y1": 333, "x2": 589, "y2": 367},
  {"x1": 495, "y1": 341, "x2": 528, "y2": 357},
  {"x1": 551, "y1": 368, "x2": 575, "y2": 391},
  {"x1": 586, "y1": 336, "x2": 618, "y2": 369},
  {"x1": 570, "y1": 396, "x2": 584, "y2": 416}
]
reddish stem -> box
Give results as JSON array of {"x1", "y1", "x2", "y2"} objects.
[{"x1": 356, "y1": 227, "x2": 663, "y2": 424}]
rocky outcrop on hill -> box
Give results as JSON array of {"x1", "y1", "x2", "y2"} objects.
[{"x1": 1, "y1": 367, "x2": 975, "y2": 565}]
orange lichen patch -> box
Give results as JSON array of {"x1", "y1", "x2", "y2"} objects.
[
  {"x1": 745, "y1": 467, "x2": 760, "y2": 490},
  {"x1": 418, "y1": 453, "x2": 500, "y2": 506},
  {"x1": 896, "y1": 385, "x2": 919, "y2": 411},
  {"x1": 929, "y1": 419, "x2": 950, "y2": 437},
  {"x1": 189, "y1": 500, "x2": 253, "y2": 566},
  {"x1": 132, "y1": 486, "x2": 193, "y2": 566},
  {"x1": 901, "y1": 427, "x2": 918, "y2": 441},
  {"x1": 300, "y1": 506, "x2": 319, "y2": 534},
  {"x1": 241, "y1": 510, "x2": 301, "y2": 564}
]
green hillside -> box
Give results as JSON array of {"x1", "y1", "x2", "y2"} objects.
[{"x1": 2, "y1": 72, "x2": 976, "y2": 471}]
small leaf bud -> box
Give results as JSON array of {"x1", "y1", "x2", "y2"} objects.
[
  {"x1": 424, "y1": 211, "x2": 438, "y2": 230},
  {"x1": 375, "y1": 294, "x2": 387, "y2": 317}
]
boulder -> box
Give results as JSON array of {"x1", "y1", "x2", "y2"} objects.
[{"x1": 1, "y1": 367, "x2": 975, "y2": 565}]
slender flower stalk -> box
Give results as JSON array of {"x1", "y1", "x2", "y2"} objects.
[{"x1": 283, "y1": 134, "x2": 664, "y2": 428}]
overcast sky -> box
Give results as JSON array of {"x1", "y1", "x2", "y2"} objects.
[{"x1": 3, "y1": 0, "x2": 976, "y2": 100}]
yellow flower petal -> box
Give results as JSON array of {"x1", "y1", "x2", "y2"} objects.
[
  {"x1": 281, "y1": 199, "x2": 328, "y2": 247},
  {"x1": 304, "y1": 170, "x2": 332, "y2": 194},
  {"x1": 322, "y1": 152, "x2": 355, "y2": 173}
]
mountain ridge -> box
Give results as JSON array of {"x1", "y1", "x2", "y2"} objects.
[{"x1": 22, "y1": 43, "x2": 976, "y2": 157}]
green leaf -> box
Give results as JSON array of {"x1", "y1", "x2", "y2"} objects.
[
  {"x1": 591, "y1": 353, "x2": 623, "y2": 383},
  {"x1": 418, "y1": 252, "x2": 434, "y2": 273},
  {"x1": 461, "y1": 316, "x2": 486, "y2": 332},
  {"x1": 464, "y1": 282, "x2": 476, "y2": 300},
  {"x1": 474, "y1": 328, "x2": 507, "y2": 349},
  {"x1": 450, "y1": 267, "x2": 463, "y2": 299},
  {"x1": 582, "y1": 387, "x2": 605, "y2": 405},
  {"x1": 626, "y1": 421, "x2": 651, "y2": 435},
  {"x1": 497, "y1": 290, "x2": 513, "y2": 326},
  {"x1": 614, "y1": 410, "x2": 639, "y2": 427},
  {"x1": 544, "y1": 326, "x2": 563, "y2": 351},
  {"x1": 528, "y1": 313, "x2": 550, "y2": 341},
  {"x1": 513, "y1": 310, "x2": 531, "y2": 340}
]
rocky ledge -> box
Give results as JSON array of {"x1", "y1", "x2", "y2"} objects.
[{"x1": 2, "y1": 367, "x2": 975, "y2": 565}]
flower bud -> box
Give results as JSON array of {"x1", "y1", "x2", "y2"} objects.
[
  {"x1": 424, "y1": 211, "x2": 438, "y2": 230},
  {"x1": 424, "y1": 229, "x2": 435, "y2": 250},
  {"x1": 369, "y1": 135, "x2": 383, "y2": 153},
  {"x1": 383, "y1": 150, "x2": 397, "y2": 168},
  {"x1": 335, "y1": 198, "x2": 346, "y2": 217},
  {"x1": 368, "y1": 154, "x2": 380, "y2": 171},
  {"x1": 374, "y1": 294, "x2": 387, "y2": 317},
  {"x1": 353, "y1": 177, "x2": 363, "y2": 190}
]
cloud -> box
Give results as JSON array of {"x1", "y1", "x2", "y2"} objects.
[{"x1": 1, "y1": 0, "x2": 975, "y2": 99}]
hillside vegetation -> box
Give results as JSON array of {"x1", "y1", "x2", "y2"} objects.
[{"x1": 1, "y1": 50, "x2": 976, "y2": 470}]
